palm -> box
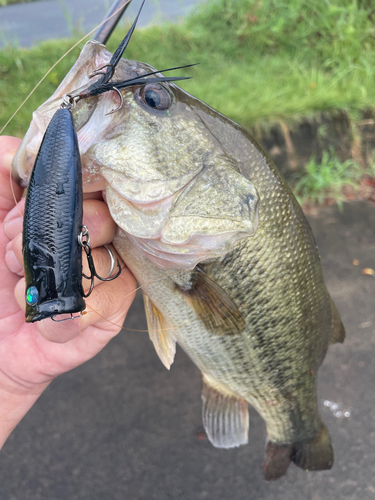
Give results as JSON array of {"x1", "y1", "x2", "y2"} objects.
[
  {"x1": 0, "y1": 136, "x2": 135, "y2": 393},
  {"x1": 0, "y1": 279, "x2": 131, "y2": 388}
]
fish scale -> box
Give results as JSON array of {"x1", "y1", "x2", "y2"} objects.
[{"x1": 202, "y1": 173, "x2": 330, "y2": 430}]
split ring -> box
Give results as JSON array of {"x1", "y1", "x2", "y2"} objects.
[{"x1": 103, "y1": 245, "x2": 116, "y2": 278}]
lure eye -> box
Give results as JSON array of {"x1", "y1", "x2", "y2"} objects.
[
  {"x1": 26, "y1": 286, "x2": 39, "y2": 305},
  {"x1": 141, "y1": 84, "x2": 170, "y2": 110}
]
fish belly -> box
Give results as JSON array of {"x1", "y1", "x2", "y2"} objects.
[{"x1": 113, "y1": 229, "x2": 327, "y2": 445}]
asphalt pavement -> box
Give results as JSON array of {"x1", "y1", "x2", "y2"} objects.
[
  {"x1": 0, "y1": 200, "x2": 374, "y2": 500},
  {"x1": 0, "y1": 0, "x2": 201, "y2": 48}
]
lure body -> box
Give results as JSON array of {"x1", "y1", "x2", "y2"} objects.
[{"x1": 23, "y1": 107, "x2": 86, "y2": 322}]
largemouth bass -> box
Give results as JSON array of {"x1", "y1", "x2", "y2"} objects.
[{"x1": 12, "y1": 39, "x2": 345, "y2": 481}]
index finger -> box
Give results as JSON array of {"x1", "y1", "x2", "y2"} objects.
[{"x1": 0, "y1": 136, "x2": 23, "y2": 217}]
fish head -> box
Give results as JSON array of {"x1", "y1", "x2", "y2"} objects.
[{"x1": 13, "y1": 40, "x2": 260, "y2": 270}]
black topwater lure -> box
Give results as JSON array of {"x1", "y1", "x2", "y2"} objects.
[
  {"x1": 22, "y1": 0, "x2": 193, "y2": 322},
  {"x1": 23, "y1": 102, "x2": 122, "y2": 323},
  {"x1": 23, "y1": 106, "x2": 87, "y2": 322}
]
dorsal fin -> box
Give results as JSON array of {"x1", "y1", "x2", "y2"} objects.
[
  {"x1": 143, "y1": 292, "x2": 176, "y2": 369},
  {"x1": 176, "y1": 268, "x2": 245, "y2": 336},
  {"x1": 201, "y1": 374, "x2": 249, "y2": 448}
]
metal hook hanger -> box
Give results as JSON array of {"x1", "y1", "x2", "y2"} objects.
[{"x1": 78, "y1": 226, "x2": 122, "y2": 298}]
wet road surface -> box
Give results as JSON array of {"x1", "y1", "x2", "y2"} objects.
[
  {"x1": 0, "y1": 0, "x2": 201, "y2": 48},
  {"x1": 0, "y1": 200, "x2": 374, "y2": 500}
]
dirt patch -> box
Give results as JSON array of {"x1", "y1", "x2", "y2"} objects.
[
  {"x1": 251, "y1": 109, "x2": 375, "y2": 179},
  {"x1": 302, "y1": 176, "x2": 375, "y2": 217}
]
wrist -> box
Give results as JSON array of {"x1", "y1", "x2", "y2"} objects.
[{"x1": 0, "y1": 379, "x2": 51, "y2": 449}]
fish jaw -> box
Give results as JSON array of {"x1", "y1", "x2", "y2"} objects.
[
  {"x1": 125, "y1": 232, "x2": 252, "y2": 270},
  {"x1": 104, "y1": 157, "x2": 259, "y2": 270}
]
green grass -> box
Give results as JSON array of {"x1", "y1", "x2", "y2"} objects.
[
  {"x1": 292, "y1": 150, "x2": 363, "y2": 205},
  {"x1": 1, "y1": 0, "x2": 375, "y2": 140}
]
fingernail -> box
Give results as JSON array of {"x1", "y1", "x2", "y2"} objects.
[
  {"x1": 3, "y1": 217, "x2": 22, "y2": 240},
  {"x1": 5, "y1": 249, "x2": 23, "y2": 274}
]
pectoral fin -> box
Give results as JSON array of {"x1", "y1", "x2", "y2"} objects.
[
  {"x1": 143, "y1": 292, "x2": 176, "y2": 369},
  {"x1": 202, "y1": 375, "x2": 249, "y2": 448},
  {"x1": 177, "y1": 268, "x2": 245, "y2": 336}
]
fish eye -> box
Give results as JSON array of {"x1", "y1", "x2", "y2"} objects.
[{"x1": 140, "y1": 84, "x2": 170, "y2": 110}]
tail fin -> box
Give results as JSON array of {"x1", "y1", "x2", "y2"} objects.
[
  {"x1": 263, "y1": 424, "x2": 333, "y2": 480},
  {"x1": 262, "y1": 442, "x2": 292, "y2": 481},
  {"x1": 292, "y1": 424, "x2": 334, "y2": 471}
]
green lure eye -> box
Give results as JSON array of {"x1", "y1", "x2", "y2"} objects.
[{"x1": 26, "y1": 286, "x2": 39, "y2": 305}]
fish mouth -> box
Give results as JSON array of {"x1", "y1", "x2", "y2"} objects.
[
  {"x1": 11, "y1": 40, "x2": 140, "y2": 187},
  {"x1": 12, "y1": 120, "x2": 39, "y2": 187},
  {"x1": 12, "y1": 88, "x2": 124, "y2": 189}
]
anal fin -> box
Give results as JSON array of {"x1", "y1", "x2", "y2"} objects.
[
  {"x1": 201, "y1": 375, "x2": 249, "y2": 449},
  {"x1": 330, "y1": 299, "x2": 345, "y2": 344},
  {"x1": 143, "y1": 292, "x2": 176, "y2": 370}
]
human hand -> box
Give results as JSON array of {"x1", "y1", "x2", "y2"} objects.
[{"x1": 0, "y1": 136, "x2": 136, "y2": 447}]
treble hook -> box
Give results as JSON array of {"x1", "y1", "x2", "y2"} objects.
[
  {"x1": 89, "y1": 63, "x2": 115, "y2": 79},
  {"x1": 106, "y1": 87, "x2": 124, "y2": 115},
  {"x1": 78, "y1": 226, "x2": 122, "y2": 298}
]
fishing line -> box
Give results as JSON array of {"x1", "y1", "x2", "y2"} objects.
[
  {"x1": 85, "y1": 305, "x2": 174, "y2": 334},
  {"x1": 83, "y1": 268, "x2": 199, "y2": 334},
  {"x1": 0, "y1": 0, "x2": 132, "y2": 136},
  {"x1": 6, "y1": 0, "x2": 134, "y2": 210}
]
